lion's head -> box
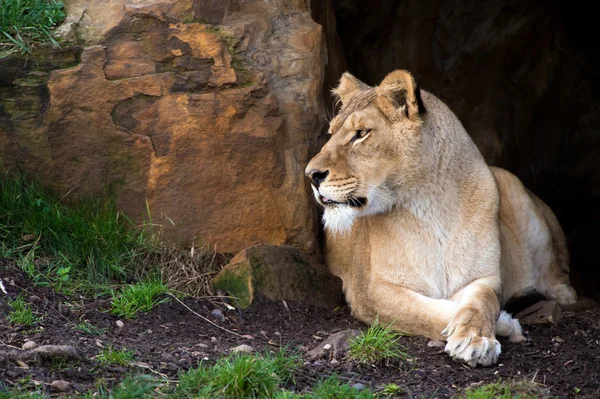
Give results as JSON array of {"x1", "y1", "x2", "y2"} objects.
[{"x1": 305, "y1": 70, "x2": 427, "y2": 234}]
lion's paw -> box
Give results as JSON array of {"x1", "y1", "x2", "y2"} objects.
[{"x1": 443, "y1": 330, "x2": 501, "y2": 367}]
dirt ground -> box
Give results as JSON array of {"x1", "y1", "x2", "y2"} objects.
[{"x1": 1, "y1": 263, "x2": 599, "y2": 398}]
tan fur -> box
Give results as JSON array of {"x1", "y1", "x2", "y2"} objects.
[{"x1": 305, "y1": 70, "x2": 576, "y2": 367}]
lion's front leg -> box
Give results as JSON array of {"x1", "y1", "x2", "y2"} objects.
[{"x1": 443, "y1": 276, "x2": 503, "y2": 367}]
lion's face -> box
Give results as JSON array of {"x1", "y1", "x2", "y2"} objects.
[{"x1": 305, "y1": 71, "x2": 425, "y2": 234}]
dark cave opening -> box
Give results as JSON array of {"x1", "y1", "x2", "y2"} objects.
[{"x1": 312, "y1": 0, "x2": 600, "y2": 302}]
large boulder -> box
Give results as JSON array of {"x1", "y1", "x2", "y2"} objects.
[
  {"x1": 213, "y1": 244, "x2": 343, "y2": 309},
  {"x1": 0, "y1": 0, "x2": 325, "y2": 254}
]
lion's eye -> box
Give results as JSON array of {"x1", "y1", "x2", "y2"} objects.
[{"x1": 352, "y1": 129, "x2": 371, "y2": 143}]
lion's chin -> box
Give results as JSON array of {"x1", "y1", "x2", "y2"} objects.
[{"x1": 322, "y1": 205, "x2": 357, "y2": 235}]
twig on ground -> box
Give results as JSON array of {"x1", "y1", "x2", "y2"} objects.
[{"x1": 167, "y1": 293, "x2": 243, "y2": 337}]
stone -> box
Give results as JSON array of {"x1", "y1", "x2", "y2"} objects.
[
  {"x1": 22, "y1": 341, "x2": 38, "y2": 350},
  {"x1": 210, "y1": 309, "x2": 225, "y2": 322},
  {"x1": 116, "y1": 320, "x2": 125, "y2": 328},
  {"x1": 0, "y1": 0, "x2": 325, "y2": 255},
  {"x1": 427, "y1": 340, "x2": 445, "y2": 348},
  {"x1": 352, "y1": 383, "x2": 366, "y2": 391},
  {"x1": 330, "y1": 358, "x2": 339, "y2": 365},
  {"x1": 306, "y1": 329, "x2": 361, "y2": 360},
  {"x1": 213, "y1": 244, "x2": 342, "y2": 309},
  {"x1": 50, "y1": 380, "x2": 71, "y2": 393},
  {"x1": 231, "y1": 344, "x2": 254, "y2": 354},
  {"x1": 515, "y1": 300, "x2": 562, "y2": 325}
]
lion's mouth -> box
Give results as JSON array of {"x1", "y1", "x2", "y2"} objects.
[{"x1": 319, "y1": 195, "x2": 367, "y2": 208}]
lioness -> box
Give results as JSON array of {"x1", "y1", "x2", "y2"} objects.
[{"x1": 305, "y1": 70, "x2": 577, "y2": 367}]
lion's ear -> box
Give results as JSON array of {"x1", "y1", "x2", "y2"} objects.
[
  {"x1": 332, "y1": 72, "x2": 368, "y2": 107},
  {"x1": 375, "y1": 70, "x2": 425, "y2": 123}
]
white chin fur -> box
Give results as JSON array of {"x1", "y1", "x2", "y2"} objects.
[{"x1": 323, "y1": 205, "x2": 357, "y2": 235}]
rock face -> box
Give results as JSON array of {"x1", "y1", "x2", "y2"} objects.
[
  {"x1": 0, "y1": 0, "x2": 324, "y2": 254},
  {"x1": 213, "y1": 244, "x2": 342, "y2": 309}
]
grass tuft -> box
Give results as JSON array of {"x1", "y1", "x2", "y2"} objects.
[
  {"x1": 457, "y1": 379, "x2": 547, "y2": 399},
  {"x1": 0, "y1": 0, "x2": 65, "y2": 58},
  {"x1": 347, "y1": 320, "x2": 407, "y2": 365},
  {"x1": 95, "y1": 346, "x2": 135, "y2": 367},
  {"x1": 176, "y1": 351, "x2": 301, "y2": 399},
  {"x1": 310, "y1": 376, "x2": 374, "y2": 398},
  {"x1": 73, "y1": 320, "x2": 106, "y2": 335},
  {"x1": 110, "y1": 279, "x2": 169, "y2": 318},
  {"x1": 6, "y1": 295, "x2": 40, "y2": 326}
]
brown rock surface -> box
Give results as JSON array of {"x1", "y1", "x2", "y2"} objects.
[
  {"x1": 0, "y1": 0, "x2": 325, "y2": 254},
  {"x1": 213, "y1": 244, "x2": 343, "y2": 309}
]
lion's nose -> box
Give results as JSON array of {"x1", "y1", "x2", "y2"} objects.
[{"x1": 306, "y1": 169, "x2": 329, "y2": 188}]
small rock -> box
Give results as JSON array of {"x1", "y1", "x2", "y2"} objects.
[
  {"x1": 210, "y1": 309, "x2": 225, "y2": 322},
  {"x1": 330, "y1": 358, "x2": 339, "y2": 365},
  {"x1": 211, "y1": 337, "x2": 217, "y2": 342},
  {"x1": 231, "y1": 344, "x2": 254, "y2": 354},
  {"x1": 553, "y1": 336, "x2": 564, "y2": 343},
  {"x1": 22, "y1": 341, "x2": 38, "y2": 350},
  {"x1": 116, "y1": 320, "x2": 125, "y2": 328},
  {"x1": 197, "y1": 343, "x2": 208, "y2": 348},
  {"x1": 51, "y1": 380, "x2": 70, "y2": 393},
  {"x1": 427, "y1": 340, "x2": 445, "y2": 348},
  {"x1": 313, "y1": 335, "x2": 323, "y2": 340},
  {"x1": 241, "y1": 334, "x2": 254, "y2": 340},
  {"x1": 274, "y1": 331, "x2": 281, "y2": 337},
  {"x1": 323, "y1": 344, "x2": 332, "y2": 350},
  {"x1": 352, "y1": 383, "x2": 366, "y2": 391}
]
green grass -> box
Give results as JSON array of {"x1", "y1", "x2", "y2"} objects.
[
  {"x1": 0, "y1": 0, "x2": 65, "y2": 58},
  {"x1": 457, "y1": 379, "x2": 546, "y2": 399},
  {"x1": 73, "y1": 320, "x2": 106, "y2": 335},
  {"x1": 347, "y1": 321, "x2": 407, "y2": 365},
  {"x1": 379, "y1": 383, "x2": 403, "y2": 397},
  {"x1": 6, "y1": 295, "x2": 40, "y2": 326},
  {"x1": 0, "y1": 171, "x2": 154, "y2": 288},
  {"x1": 0, "y1": 389, "x2": 46, "y2": 399},
  {"x1": 96, "y1": 346, "x2": 135, "y2": 367},
  {"x1": 110, "y1": 279, "x2": 168, "y2": 318},
  {"x1": 176, "y1": 351, "x2": 300, "y2": 399}
]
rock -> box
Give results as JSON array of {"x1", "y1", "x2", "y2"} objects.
[
  {"x1": 213, "y1": 244, "x2": 342, "y2": 309},
  {"x1": 231, "y1": 344, "x2": 254, "y2": 354},
  {"x1": 427, "y1": 340, "x2": 445, "y2": 348},
  {"x1": 22, "y1": 341, "x2": 38, "y2": 350},
  {"x1": 50, "y1": 380, "x2": 70, "y2": 393},
  {"x1": 330, "y1": 358, "x2": 339, "y2": 365},
  {"x1": 0, "y1": 0, "x2": 325, "y2": 255},
  {"x1": 306, "y1": 329, "x2": 361, "y2": 360},
  {"x1": 553, "y1": 336, "x2": 565, "y2": 343},
  {"x1": 515, "y1": 300, "x2": 562, "y2": 325},
  {"x1": 210, "y1": 309, "x2": 225, "y2": 322},
  {"x1": 116, "y1": 320, "x2": 124, "y2": 328},
  {"x1": 352, "y1": 383, "x2": 366, "y2": 390}
]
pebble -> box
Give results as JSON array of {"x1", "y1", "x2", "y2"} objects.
[
  {"x1": 553, "y1": 336, "x2": 564, "y2": 343},
  {"x1": 241, "y1": 334, "x2": 254, "y2": 340},
  {"x1": 50, "y1": 380, "x2": 70, "y2": 393},
  {"x1": 427, "y1": 340, "x2": 445, "y2": 348},
  {"x1": 231, "y1": 344, "x2": 254, "y2": 354},
  {"x1": 210, "y1": 309, "x2": 225, "y2": 322},
  {"x1": 22, "y1": 341, "x2": 38, "y2": 350},
  {"x1": 323, "y1": 344, "x2": 332, "y2": 350},
  {"x1": 352, "y1": 383, "x2": 366, "y2": 391},
  {"x1": 330, "y1": 358, "x2": 339, "y2": 365},
  {"x1": 116, "y1": 320, "x2": 124, "y2": 328}
]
